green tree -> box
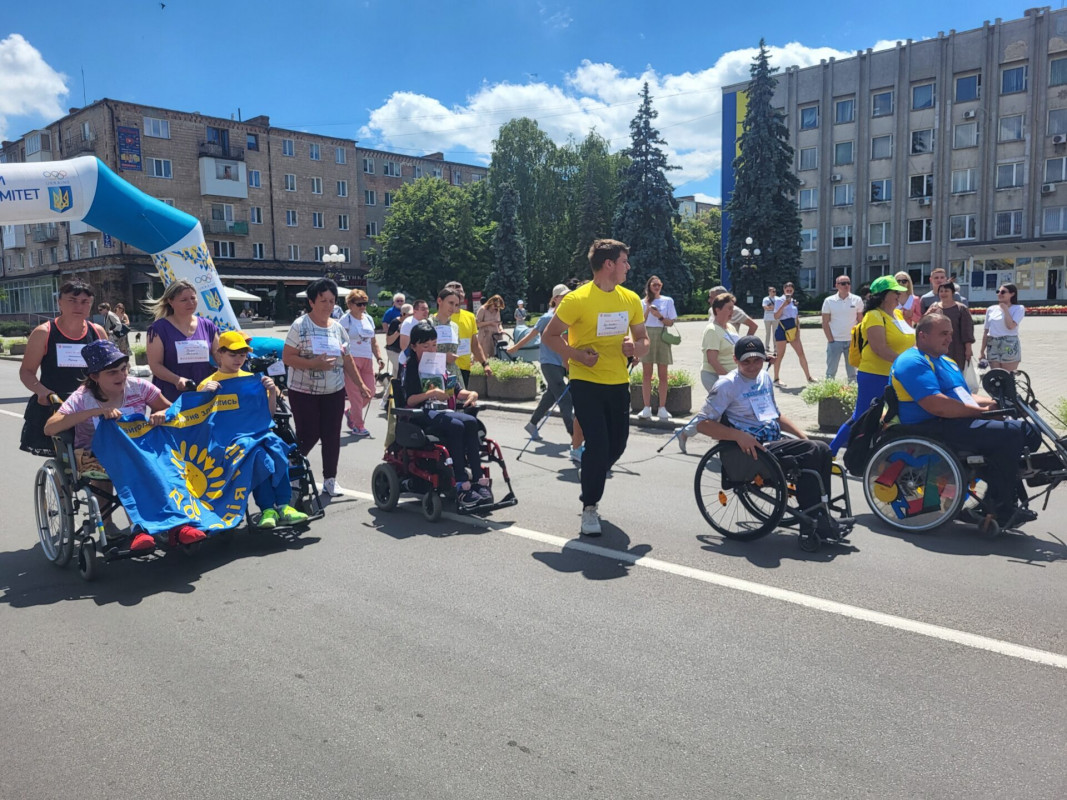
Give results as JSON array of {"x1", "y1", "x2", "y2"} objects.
[
  {"x1": 725, "y1": 40, "x2": 802, "y2": 304},
  {"x1": 484, "y1": 183, "x2": 527, "y2": 321},
  {"x1": 569, "y1": 131, "x2": 625, "y2": 278},
  {"x1": 674, "y1": 208, "x2": 722, "y2": 300},
  {"x1": 612, "y1": 83, "x2": 692, "y2": 307}
]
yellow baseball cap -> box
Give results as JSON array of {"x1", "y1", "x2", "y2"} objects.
[{"x1": 218, "y1": 330, "x2": 253, "y2": 352}]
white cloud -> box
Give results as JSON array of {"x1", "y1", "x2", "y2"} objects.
[
  {"x1": 359, "y1": 42, "x2": 855, "y2": 192},
  {"x1": 0, "y1": 34, "x2": 68, "y2": 141},
  {"x1": 690, "y1": 192, "x2": 720, "y2": 205}
]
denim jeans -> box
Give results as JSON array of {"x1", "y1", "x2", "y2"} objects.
[{"x1": 825, "y1": 340, "x2": 856, "y2": 382}]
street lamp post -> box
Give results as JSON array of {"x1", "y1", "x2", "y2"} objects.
[
  {"x1": 739, "y1": 237, "x2": 761, "y2": 305},
  {"x1": 321, "y1": 244, "x2": 346, "y2": 283}
]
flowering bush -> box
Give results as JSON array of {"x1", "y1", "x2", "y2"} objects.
[
  {"x1": 968, "y1": 304, "x2": 1067, "y2": 318},
  {"x1": 800, "y1": 379, "x2": 858, "y2": 416}
]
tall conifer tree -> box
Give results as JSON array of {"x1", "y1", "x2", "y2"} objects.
[{"x1": 485, "y1": 182, "x2": 528, "y2": 321}]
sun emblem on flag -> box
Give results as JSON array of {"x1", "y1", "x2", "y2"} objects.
[{"x1": 170, "y1": 441, "x2": 227, "y2": 509}]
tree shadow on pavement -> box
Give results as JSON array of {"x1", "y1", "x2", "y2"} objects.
[
  {"x1": 532, "y1": 521, "x2": 652, "y2": 580},
  {"x1": 697, "y1": 531, "x2": 858, "y2": 568},
  {"x1": 860, "y1": 515, "x2": 1067, "y2": 565},
  {"x1": 0, "y1": 531, "x2": 320, "y2": 609}
]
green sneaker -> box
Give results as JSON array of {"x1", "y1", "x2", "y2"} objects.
[
  {"x1": 257, "y1": 508, "x2": 279, "y2": 529},
  {"x1": 277, "y1": 505, "x2": 309, "y2": 526}
]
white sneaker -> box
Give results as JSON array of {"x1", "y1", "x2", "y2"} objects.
[
  {"x1": 322, "y1": 477, "x2": 343, "y2": 497},
  {"x1": 524, "y1": 422, "x2": 542, "y2": 441},
  {"x1": 657, "y1": 407, "x2": 670, "y2": 421},
  {"x1": 637, "y1": 406, "x2": 652, "y2": 419},
  {"x1": 581, "y1": 505, "x2": 602, "y2": 536},
  {"x1": 677, "y1": 431, "x2": 688, "y2": 454}
]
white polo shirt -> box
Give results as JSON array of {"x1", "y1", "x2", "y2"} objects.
[{"x1": 820, "y1": 292, "x2": 864, "y2": 341}]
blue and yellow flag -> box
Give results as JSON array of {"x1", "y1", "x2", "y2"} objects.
[{"x1": 93, "y1": 376, "x2": 293, "y2": 535}]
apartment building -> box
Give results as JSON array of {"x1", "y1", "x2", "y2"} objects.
[{"x1": 721, "y1": 5, "x2": 1067, "y2": 302}]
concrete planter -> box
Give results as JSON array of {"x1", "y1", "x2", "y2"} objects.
[
  {"x1": 9, "y1": 343, "x2": 27, "y2": 356},
  {"x1": 132, "y1": 350, "x2": 149, "y2": 366},
  {"x1": 629, "y1": 384, "x2": 693, "y2": 417},
  {"x1": 817, "y1": 397, "x2": 850, "y2": 431},
  {"x1": 486, "y1": 374, "x2": 536, "y2": 401},
  {"x1": 467, "y1": 373, "x2": 488, "y2": 396}
]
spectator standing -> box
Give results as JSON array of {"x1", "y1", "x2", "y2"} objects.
[
  {"x1": 772, "y1": 282, "x2": 815, "y2": 384},
  {"x1": 476, "y1": 294, "x2": 505, "y2": 360},
  {"x1": 339, "y1": 289, "x2": 384, "y2": 437},
  {"x1": 676, "y1": 292, "x2": 739, "y2": 453},
  {"x1": 443, "y1": 281, "x2": 492, "y2": 387},
  {"x1": 638, "y1": 275, "x2": 679, "y2": 420},
  {"x1": 927, "y1": 281, "x2": 975, "y2": 371},
  {"x1": 895, "y1": 272, "x2": 923, "y2": 325},
  {"x1": 708, "y1": 285, "x2": 759, "y2": 335},
  {"x1": 980, "y1": 283, "x2": 1025, "y2": 372},
  {"x1": 821, "y1": 275, "x2": 863, "y2": 381},
  {"x1": 382, "y1": 303, "x2": 412, "y2": 406},
  {"x1": 761, "y1": 286, "x2": 778, "y2": 351},
  {"x1": 514, "y1": 300, "x2": 528, "y2": 326},
  {"x1": 429, "y1": 287, "x2": 465, "y2": 388},
  {"x1": 920, "y1": 267, "x2": 966, "y2": 313},
  {"x1": 382, "y1": 293, "x2": 406, "y2": 328},
  {"x1": 398, "y1": 298, "x2": 431, "y2": 353},
  {"x1": 113, "y1": 302, "x2": 132, "y2": 355},
  {"x1": 145, "y1": 279, "x2": 221, "y2": 403}
]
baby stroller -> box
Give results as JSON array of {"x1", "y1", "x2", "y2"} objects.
[{"x1": 495, "y1": 324, "x2": 539, "y2": 363}]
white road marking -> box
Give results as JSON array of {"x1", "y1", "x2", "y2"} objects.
[
  {"x1": 340, "y1": 487, "x2": 1067, "y2": 671},
  {"x1": 0, "y1": 408, "x2": 25, "y2": 420}
]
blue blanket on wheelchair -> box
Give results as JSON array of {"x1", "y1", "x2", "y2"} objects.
[{"x1": 93, "y1": 376, "x2": 293, "y2": 535}]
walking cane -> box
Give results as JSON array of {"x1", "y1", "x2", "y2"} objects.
[
  {"x1": 516, "y1": 381, "x2": 572, "y2": 461},
  {"x1": 657, "y1": 414, "x2": 700, "y2": 454}
]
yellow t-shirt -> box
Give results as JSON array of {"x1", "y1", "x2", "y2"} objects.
[
  {"x1": 554, "y1": 281, "x2": 644, "y2": 384},
  {"x1": 859, "y1": 308, "x2": 915, "y2": 376},
  {"x1": 453, "y1": 309, "x2": 478, "y2": 370},
  {"x1": 197, "y1": 369, "x2": 252, "y2": 389}
]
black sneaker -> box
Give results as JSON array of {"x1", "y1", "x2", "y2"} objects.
[
  {"x1": 458, "y1": 490, "x2": 481, "y2": 510},
  {"x1": 475, "y1": 485, "x2": 494, "y2": 505}
]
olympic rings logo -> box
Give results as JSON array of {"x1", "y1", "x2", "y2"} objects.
[
  {"x1": 42, "y1": 170, "x2": 67, "y2": 179},
  {"x1": 193, "y1": 274, "x2": 216, "y2": 284}
]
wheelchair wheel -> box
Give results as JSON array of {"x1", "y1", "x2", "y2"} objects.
[
  {"x1": 77, "y1": 539, "x2": 99, "y2": 582},
  {"x1": 863, "y1": 436, "x2": 965, "y2": 532},
  {"x1": 694, "y1": 443, "x2": 787, "y2": 540},
  {"x1": 421, "y1": 491, "x2": 443, "y2": 523},
  {"x1": 371, "y1": 463, "x2": 400, "y2": 512},
  {"x1": 34, "y1": 460, "x2": 75, "y2": 567}
]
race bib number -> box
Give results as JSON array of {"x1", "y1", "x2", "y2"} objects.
[
  {"x1": 435, "y1": 325, "x2": 455, "y2": 345},
  {"x1": 310, "y1": 332, "x2": 342, "y2": 356},
  {"x1": 175, "y1": 339, "x2": 210, "y2": 364},
  {"x1": 894, "y1": 318, "x2": 915, "y2": 335},
  {"x1": 750, "y1": 391, "x2": 778, "y2": 422},
  {"x1": 350, "y1": 335, "x2": 373, "y2": 359},
  {"x1": 419, "y1": 352, "x2": 447, "y2": 377},
  {"x1": 55, "y1": 343, "x2": 87, "y2": 368},
  {"x1": 596, "y1": 311, "x2": 630, "y2": 337},
  {"x1": 267, "y1": 360, "x2": 286, "y2": 377},
  {"x1": 953, "y1": 386, "x2": 980, "y2": 408},
  {"x1": 456, "y1": 338, "x2": 471, "y2": 357}
]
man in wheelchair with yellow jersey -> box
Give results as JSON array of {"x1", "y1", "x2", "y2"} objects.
[{"x1": 889, "y1": 313, "x2": 1041, "y2": 528}]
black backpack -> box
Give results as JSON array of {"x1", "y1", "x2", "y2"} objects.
[{"x1": 842, "y1": 387, "x2": 895, "y2": 477}]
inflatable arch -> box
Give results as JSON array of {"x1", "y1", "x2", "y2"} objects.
[{"x1": 0, "y1": 155, "x2": 239, "y2": 331}]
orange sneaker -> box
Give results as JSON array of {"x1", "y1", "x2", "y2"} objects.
[{"x1": 130, "y1": 532, "x2": 155, "y2": 552}]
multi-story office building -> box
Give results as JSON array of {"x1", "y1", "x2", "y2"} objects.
[
  {"x1": 677, "y1": 195, "x2": 719, "y2": 218},
  {"x1": 0, "y1": 99, "x2": 485, "y2": 319},
  {"x1": 721, "y1": 5, "x2": 1067, "y2": 302}
]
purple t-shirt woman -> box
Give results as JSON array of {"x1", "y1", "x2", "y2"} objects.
[{"x1": 147, "y1": 316, "x2": 220, "y2": 402}]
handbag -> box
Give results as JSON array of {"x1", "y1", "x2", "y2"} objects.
[
  {"x1": 963, "y1": 359, "x2": 980, "y2": 393},
  {"x1": 660, "y1": 326, "x2": 681, "y2": 346},
  {"x1": 778, "y1": 318, "x2": 798, "y2": 343},
  {"x1": 20, "y1": 395, "x2": 56, "y2": 457}
]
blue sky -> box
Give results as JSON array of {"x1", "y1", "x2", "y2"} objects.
[{"x1": 2, "y1": 0, "x2": 1026, "y2": 201}]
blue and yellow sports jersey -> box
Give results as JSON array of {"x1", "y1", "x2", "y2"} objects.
[{"x1": 890, "y1": 348, "x2": 970, "y2": 424}]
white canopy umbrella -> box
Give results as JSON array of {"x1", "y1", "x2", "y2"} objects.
[
  {"x1": 224, "y1": 286, "x2": 262, "y2": 303},
  {"x1": 296, "y1": 286, "x2": 351, "y2": 298}
]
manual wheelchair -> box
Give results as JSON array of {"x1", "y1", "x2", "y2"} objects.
[
  {"x1": 694, "y1": 435, "x2": 855, "y2": 552},
  {"x1": 858, "y1": 369, "x2": 1067, "y2": 537},
  {"x1": 371, "y1": 380, "x2": 518, "y2": 521}
]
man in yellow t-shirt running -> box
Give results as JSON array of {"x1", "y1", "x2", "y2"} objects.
[
  {"x1": 444, "y1": 281, "x2": 493, "y2": 386},
  {"x1": 543, "y1": 239, "x2": 649, "y2": 536}
]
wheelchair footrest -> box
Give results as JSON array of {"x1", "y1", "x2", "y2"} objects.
[{"x1": 455, "y1": 492, "x2": 519, "y2": 516}]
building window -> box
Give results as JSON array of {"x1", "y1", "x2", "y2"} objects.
[
  {"x1": 363, "y1": 157, "x2": 374, "y2": 174},
  {"x1": 870, "y1": 178, "x2": 892, "y2": 202},
  {"x1": 908, "y1": 219, "x2": 933, "y2": 243},
  {"x1": 996, "y1": 210, "x2": 1023, "y2": 238},
  {"x1": 284, "y1": 174, "x2": 296, "y2": 191},
  {"x1": 869, "y1": 221, "x2": 891, "y2": 246},
  {"x1": 336, "y1": 146, "x2": 346, "y2": 164},
  {"x1": 25, "y1": 133, "x2": 49, "y2": 155},
  {"x1": 148, "y1": 158, "x2": 172, "y2": 179},
  {"x1": 955, "y1": 74, "x2": 981, "y2": 102},
  {"x1": 871, "y1": 135, "x2": 892, "y2": 160},
  {"x1": 313, "y1": 245, "x2": 325, "y2": 261},
  {"x1": 833, "y1": 183, "x2": 855, "y2": 206},
  {"x1": 906, "y1": 262, "x2": 932, "y2": 285},
  {"x1": 288, "y1": 244, "x2": 300, "y2": 260},
  {"x1": 248, "y1": 169, "x2": 261, "y2": 188},
  {"x1": 799, "y1": 268, "x2": 816, "y2": 291},
  {"x1": 452, "y1": 170, "x2": 463, "y2": 186},
  {"x1": 912, "y1": 83, "x2": 935, "y2": 110},
  {"x1": 1052, "y1": 57, "x2": 1067, "y2": 87},
  {"x1": 1044, "y1": 206, "x2": 1067, "y2": 234},
  {"x1": 798, "y1": 188, "x2": 818, "y2": 210},
  {"x1": 384, "y1": 192, "x2": 394, "y2": 207},
  {"x1": 949, "y1": 214, "x2": 977, "y2": 241},
  {"x1": 246, "y1": 133, "x2": 259, "y2": 151},
  {"x1": 831, "y1": 225, "x2": 853, "y2": 249},
  {"x1": 911, "y1": 129, "x2": 935, "y2": 154},
  {"x1": 951, "y1": 168, "x2": 977, "y2": 193},
  {"x1": 999, "y1": 115, "x2": 1024, "y2": 141},
  {"x1": 799, "y1": 147, "x2": 817, "y2": 170},
  {"x1": 216, "y1": 162, "x2": 238, "y2": 181},
  {"x1": 432, "y1": 167, "x2": 443, "y2": 179},
  {"x1": 252, "y1": 242, "x2": 264, "y2": 259},
  {"x1": 341, "y1": 246, "x2": 351, "y2": 262},
  {"x1": 337, "y1": 180, "x2": 348, "y2": 197},
  {"x1": 160, "y1": 198, "x2": 176, "y2": 207},
  {"x1": 364, "y1": 190, "x2": 376, "y2": 205},
  {"x1": 366, "y1": 221, "x2": 378, "y2": 237},
  {"x1": 800, "y1": 229, "x2": 817, "y2": 251},
  {"x1": 338, "y1": 214, "x2": 350, "y2": 230},
  {"x1": 799, "y1": 106, "x2": 819, "y2": 130},
  {"x1": 309, "y1": 143, "x2": 320, "y2": 161},
  {"x1": 910, "y1": 174, "x2": 933, "y2": 197},
  {"x1": 282, "y1": 139, "x2": 295, "y2": 157},
  {"x1": 286, "y1": 210, "x2": 297, "y2": 227},
  {"x1": 383, "y1": 160, "x2": 400, "y2": 177},
  {"x1": 212, "y1": 240, "x2": 235, "y2": 259},
  {"x1": 414, "y1": 165, "x2": 423, "y2": 179},
  {"x1": 89, "y1": 239, "x2": 98, "y2": 257},
  {"x1": 835, "y1": 97, "x2": 855, "y2": 124},
  {"x1": 250, "y1": 206, "x2": 263, "y2": 224},
  {"x1": 1046, "y1": 157, "x2": 1067, "y2": 183},
  {"x1": 311, "y1": 177, "x2": 322, "y2": 195},
  {"x1": 211, "y1": 203, "x2": 234, "y2": 223},
  {"x1": 1050, "y1": 109, "x2": 1067, "y2": 136},
  {"x1": 1001, "y1": 64, "x2": 1028, "y2": 94},
  {"x1": 953, "y1": 122, "x2": 978, "y2": 148},
  {"x1": 143, "y1": 117, "x2": 170, "y2": 138},
  {"x1": 872, "y1": 90, "x2": 894, "y2": 117},
  {"x1": 833, "y1": 141, "x2": 854, "y2": 165},
  {"x1": 996, "y1": 162, "x2": 1025, "y2": 189},
  {"x1": 312, "y1": 212, "x2": 324, "y2": 229}
]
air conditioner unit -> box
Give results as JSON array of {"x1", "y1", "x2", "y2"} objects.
[
  {"x1": 918, "y1": 197, "x2": 932, "y2": 206},
  {"x1": 797, "y1": 178, "x2": 805, "y2": 186},
  {"x1": 963, "y1": 109, "x2": 977, "y2": 120},
  {"x1": 1042, "y1": 182, "x2": 1056, "y2": 194},
  {"x1": 1053, "y1": 134, "x2": 1067, "y2": 145},
  {"x1": 830, "y1": 173, "x2": 843, "y2": 182}
]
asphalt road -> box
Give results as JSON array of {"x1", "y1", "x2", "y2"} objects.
[{"x1": 0, "y1": 361, "x2": 1064, "y2": 799}]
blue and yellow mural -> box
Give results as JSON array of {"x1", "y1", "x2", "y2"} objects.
[{"x1": 720, "y1": 89, "x2": 747, "y2": 292}]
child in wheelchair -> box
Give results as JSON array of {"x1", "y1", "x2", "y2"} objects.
[
  {"x1": 197, "y1": 331, "x2": 310, "y2": 529},
  {"x1": 694, "y1": 336, "x2": 855, "y2": 541},
  {"x1": 43, "y1": 340, "x2": 208, "y2": 552},
  {"x1": 398, "y1": 321, "x2": 493, "y2": 509}
]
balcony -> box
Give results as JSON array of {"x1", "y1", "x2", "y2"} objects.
[
  {"x1": 203, "y1": 218, "x2": 249, "y2": 236},
  {"x1": 198, "y1": 141, "x2": 245, "y2": 161},
  {"x1": 32, "y1": 225, "x2": 59, "y2": 243},
  {"x1": 65, "y1": 134, "x2": 97, "y2": 155}
]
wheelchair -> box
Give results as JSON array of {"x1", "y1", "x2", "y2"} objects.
[
  {"x1": 694, "y1": 436, "x2": 854, "y2": 552},
  {"x1": 859, "y1": 370, "x2": 1067, "y2": 537},
  {"x1": 371, "y1": 380, "x2": 518, "y2": 521}
]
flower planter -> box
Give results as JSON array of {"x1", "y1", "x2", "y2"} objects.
[
  {"x1": 817, "y1": 397, "x2": 850, "y2": 431},
  {"x1": 466, "y1": 373, "x2": 487, "y2": 396},
  {"x1": 133, "y1": 350, "x2": 149, "y2": 366},
  {"x1": 9, "y1": 343, "x2": 27, "y2": 356},
  {"x1": 629, "y1": 384, "x2": 693, "y2": 417},
  {"x1": 486, "y1": 374, "x2": 536, "y2": 401}
]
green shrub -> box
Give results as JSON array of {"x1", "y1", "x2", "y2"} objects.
[
  {"x1": 629, "y1": 368, "x2": 694, "y2": 389},
  {"x1": 378, "y1": 289, "x2": 393, "y2": 302},
  {"x1": 0, "y1": 321, "x2": 33, "y2": 336},
  {"x1": 800, "y1": 378, "x2": 857, "y2": 416},
  {"x1": 1054, "y1": 397, "x2": 1067, "y2": 431},
  {"x1": 470, "y1": 358, "x2": 538, "y2": 380}
]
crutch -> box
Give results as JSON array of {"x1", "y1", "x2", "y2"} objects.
[
  {"x1": 516, "y1": 381, "x2": 572, "y2": 461},
  {"x1": 656, "y1": 414, "x2": 701, "y2": 454}
]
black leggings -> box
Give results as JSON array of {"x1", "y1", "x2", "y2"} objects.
[
  {"x1": 569, "y1": 380, "x2": 630, "y2": 507},
  {"x1": 765, "y1": 437, "x2": 832, "y2": 514},
  {"x1": 426, "y1": 410, "x2": 483, "y2": 486}
]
